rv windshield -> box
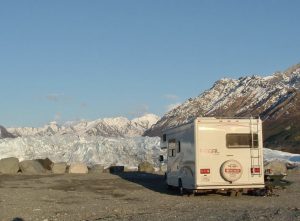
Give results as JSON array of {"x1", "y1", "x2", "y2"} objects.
[{"x1": 226, "y1": 134, "x2": 258, "y2": 148}]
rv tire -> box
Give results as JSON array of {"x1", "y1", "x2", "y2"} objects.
[
  {"x1": 228, "y1": 190, "x2": 242, "y2": 197},
  {"x1": 228, "y1": 190, "x2": 237, "y2": 197}
]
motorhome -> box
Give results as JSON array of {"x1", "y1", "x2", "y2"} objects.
[{"x1": 160, "y1": 117, "x2": 265, "y2": 195}]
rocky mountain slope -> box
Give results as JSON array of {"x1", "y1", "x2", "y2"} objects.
[
  {"x1": 0, "y1": 126, "x2": 15, "y2": 139},
  {"x1": 8, "y1": 114, "x2": 160, "y2": 138},
  {"x1": 144, "y1": 63, "x2": 300, "y2": 153}
]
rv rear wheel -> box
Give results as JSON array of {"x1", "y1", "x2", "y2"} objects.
[{"x1": 228, "y1": 190, "x2": 242, "y2": 197}]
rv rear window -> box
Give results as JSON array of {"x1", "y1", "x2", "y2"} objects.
[{"x1": 226, "y1": 134, "x2": 258, "y2": 148}]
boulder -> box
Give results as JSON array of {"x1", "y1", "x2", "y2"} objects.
[
  {"x1": 36, "y1": 158, "x2": 53, "y2": 170},
  {"x1": 19, "y1": 160, "x2": 46, "y2": 175},
  {"x1": 124, "y1": 167, "x2": 138, "y2": 172},
  {"x1": 89, "y1": 164, "x2": 104, "y2": 174},
  {"x1": 0, "y1": 157, "x2": 20, "y2": 174},
  {"x1": 159, "y1": 164, "x2": 168, "y2": 173},
  {"x1": 103, "y1": 168, "x2": 110, "y2": 173},
  {"x1": 69, "y1": 163, "x2": 88, "y2": 174},
  {"x1": 294, "y1": 166, "x2": 300, "y2": 173},
  {"x1": 138, "y1": 161, "x2": 155, "y2": 173},
  {"x1": 264, "y1": 160, "x2": 287, "y2": 176},
  {"x1": 288, "y1": 165, "x2": 300, "y2": 174},
  {"x1": 51, "y1": 162, "x2": 67, "y2": 174}
]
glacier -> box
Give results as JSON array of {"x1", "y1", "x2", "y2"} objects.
[
  {"x1": 0, "y1": 135, "x2": 299, "y2": 170},
  {"x1": 0, "y1": 135, "x2": 163, "y2": 169},
  {"x1": 1, "y1": 114, "x2": 165, "y2": 169}
]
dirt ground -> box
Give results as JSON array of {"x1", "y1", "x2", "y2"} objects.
[{"x1": 0, "y1": 171, "x2": 299, "y2": 221}]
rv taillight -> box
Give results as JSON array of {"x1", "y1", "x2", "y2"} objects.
[
  {"x1": 251, "y1": 167, "x2": 260, "y2": 173},
  {"x1": 200, "y1": 169, "x2": 210, "y2": 174}
]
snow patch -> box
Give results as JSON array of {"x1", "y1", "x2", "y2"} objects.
[{"x1": 264, "y1": 148, "x2": 300, "y2": 163}]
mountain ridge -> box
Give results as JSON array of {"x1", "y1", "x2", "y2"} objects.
[
  {"x1": 7, "y1": 114, "x2": 160, "y2": 138},
  {"x1": 144, "y1": 63, "x2": 300, "y2": 153}
]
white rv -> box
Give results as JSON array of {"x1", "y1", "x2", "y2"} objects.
[{"x1": 160, "y1": 117, "x2": 265, "y2": 194}]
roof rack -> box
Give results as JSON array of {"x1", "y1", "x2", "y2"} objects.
[
  {"x1": 211, "y1": 116, "x2": 260, "y2": 120},
  {"x1": 162, "y1": 116, "x2": 261, "y2": 133}
]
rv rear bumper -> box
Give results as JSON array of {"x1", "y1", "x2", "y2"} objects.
[{"x1": 195, "y1": 184, "x2": 265, "y2": 190}]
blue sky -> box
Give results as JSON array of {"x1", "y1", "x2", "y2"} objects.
[{"x1": 1, "y1": 1, "x2": 299, "y2": 127}]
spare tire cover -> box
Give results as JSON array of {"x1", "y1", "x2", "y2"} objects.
[{"x1": 220, "y1": 160, "x2": 243, "y2": 182}]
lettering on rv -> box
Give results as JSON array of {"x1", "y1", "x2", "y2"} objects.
[{"x1": 199, "y1": 148, "x2": 220, "y2": 155}]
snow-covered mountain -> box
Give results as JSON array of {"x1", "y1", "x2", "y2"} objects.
[
  {"x1": 8, "y1": 114, "x2": 160, "y2": 138},
  {"x1": 144, "y1": 63, "x2": 300, "y2": 153}
]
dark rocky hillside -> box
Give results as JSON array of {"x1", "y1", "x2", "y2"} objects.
[{"x1": 0, "y1": 125, "x2": 15, "y2": 139}]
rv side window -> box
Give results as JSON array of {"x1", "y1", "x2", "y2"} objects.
[
  {"x1": 226, "y1": 134, "x2": 258, "y2": 148},
  {"x1": 168, "y1": 139, "x2": 176, "y2": 157},
  {"x1": 162, "y1": 134, "x2": 167, "y2": 142},
  {"x1": 177, "y1": 141, "x2": 181, "y2": 153}
]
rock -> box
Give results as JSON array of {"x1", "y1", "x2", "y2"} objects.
[
  {"x1": 109, "y1": 166, "x2": 124, "y2": 174},
  {"x1": 124, "y1": 167, "x2": 137, "y2": 172},
  {"x1": 0, "y1": 157, "x2": 20, "y2": 174},
  {"x1": 160, "y1": 164, "x2": 167, "y2": 173},
  {"x1": 51, "y1": 162, "x2": 67, "y2": 174},
  {"x1": 138, "y1": 161, "x2": 155, "y2": 173},
  {"x1": 36, "y1": 158, "x2": 53, "y2": 170},
  {"x1": 286, "y1": 162, "x2": 298, "y2": 170},
  {"x1": 264, "y1": 160, "x2": 287, "y2": 175},
  {"x1": 289, "y1": 165, "x2": 300, "y2": 174},
  {"x1": 0, "y1": 125, "x2": 16, "y2": 139},
  {"x1": 89, "y1": 164, "x2": 104, "y2": 174},
  {"x1": 69, "y1": 163, "x2": 88, "y2": 174},
  {"x1": 103, "y1": 168, "x2": 110, "y2": 173},
  {"x1": 19, "y1": 160, "x2": 46, "y2": 175}
]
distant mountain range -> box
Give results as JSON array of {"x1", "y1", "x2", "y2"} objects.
[
  {"x1": 144, "y1": 63, "x2": 300, "y2": 154},
  {"x1": 6, "y1": 114, "x2": 160, "y2": 138},
  {"x1": 2, "y1": 63, "x2": 300, "y2": 154}
]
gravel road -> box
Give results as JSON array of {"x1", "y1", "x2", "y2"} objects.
[{"x1": 0, "y1": 171, "x2": 299, "y2": 221}]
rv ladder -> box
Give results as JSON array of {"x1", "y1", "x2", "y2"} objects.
[{"x1": 250, "y1": 118, "x2": 262, "y2": 176}]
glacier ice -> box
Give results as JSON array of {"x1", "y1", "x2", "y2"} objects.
[{"x1": 0, "y1": 135, "x2": 164, "y2": 169}]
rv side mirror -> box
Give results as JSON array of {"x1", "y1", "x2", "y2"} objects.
[{"x1": 159, "y1": 155, "x2": 164, "y2": 162}]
